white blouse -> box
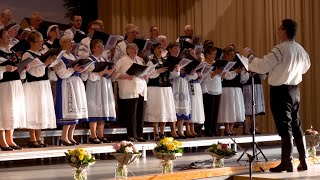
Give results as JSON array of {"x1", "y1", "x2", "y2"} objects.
[{"x1": 114, "y1": 55, "x2": 147, "y2": 100}]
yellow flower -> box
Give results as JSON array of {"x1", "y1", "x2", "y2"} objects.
[
  {"x1": 160, "y1": 138, "x2": 170, "y2": 145},
  {"x1": 167, "y1": 142, "x2": 176, "y2": 151},
  {"x1": 167, "y1": 137, "x2": 174, "y2": 142},
  {"x1": 176, "y1": 141, "x2": 183, "y2": 147},
  {"x1": 79, "y1": 154, "x2": 84, "y2": 161},
  {"x1": 78, "y1": 148, "x2": 86, "y2": 155},
  {"x1": 68, "y1": 149, "x2": 75, "y2": 155}
]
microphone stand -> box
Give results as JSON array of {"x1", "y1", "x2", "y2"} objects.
[{"x1": 236, "y1": 73, "x2": 266, "y2": 179}]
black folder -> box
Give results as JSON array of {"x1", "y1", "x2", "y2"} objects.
[
  {"x1": 68, "y1": 58, "x2": 92, "y2": 67},
  {"x1": 16, "y1": 57, "x2": 35, "y2": 73},
  {"x1": 212, "y1": 59, "x2": 228, "y2": 70},
  {"x1": 39, "y1": 48, "x2": 62, "y2": 62},
  {"x1": 163, "y1": 56, "x2": 182, "y2": 72},
  {"x1": 184, "y1": 54, "x2": 200, "y2": 74},
  {"x1": 133, "y1": 39, "x2": 147, "y2": 51},
  {"x1": 92, "y1": 62, "x2": 115, "y2": 72},
  {"x1": 73, "y1": 31, "x2": 87, "y2": 43},
  {"x1": 92, "y1": 31, "x2": 110, "y2": 45},
  {"x1": 126, "y1": 63, "x2": 149, "y2": 77}
]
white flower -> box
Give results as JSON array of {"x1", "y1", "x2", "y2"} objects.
[
  {"x1": 217, "y1": 144, "x2": 222, "y2": 150},
  {"x1": 120, "y1": 141, "x2": 128, "y2": 147},
  {"x1": 125, "y1": 147, "x2": 133, "y2": 153}
]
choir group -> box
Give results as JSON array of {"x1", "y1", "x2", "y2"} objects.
[{"x1": 0, "y1": 9, "x2": 266, "y2": 151}]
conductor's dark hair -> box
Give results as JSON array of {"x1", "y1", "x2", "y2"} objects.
[
  {"x1": 151, "y1": 42, "x2": 161, "y2": 55},
  {"x1": 281, "y1": 19, "x2": 297, "y2": 40}
]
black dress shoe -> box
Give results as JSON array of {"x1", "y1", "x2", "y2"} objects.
[
  {"x1": 185, "y1": 134, "x2": 195, "y2": 138},
  {"x1": 136, "y1": 137, "x2": 146, "y2": 142},
  {"x1": 9, "y1": 145, "x2": 23, "y2": 150},
  {"x1": 98, "y1": 137, "x2": 112, "y2": 143},
  {"x1": 159, "y1": 134, "x2": 166, "y2": 139},
  {"x1": 70, "y1": 140, "x2": 80, "y2": 145},
  {"x1": 89, "y1": 138, "x2": 102, "y2": 144},
  {"x1": 297, "y1": 160, "x2": 308, "y2": 171},
  {"x1": 269, "y1": 162, "x2": 293, "y2": 172},
  {"x1": 37, "y1": 141, "x2": 48, "y2": 147},
  {"x1": 127, "y1": 137, "x2": 136, "y2": 142},
  {"x1": 0, "y1": 146, "x2": 14, "y2": 151},
  {"x1": 28, "y1": 141, "x2": 43, "y2": 148},
  {"x1": 59, "y1": 139, "x2": 74, "y2": 146}
]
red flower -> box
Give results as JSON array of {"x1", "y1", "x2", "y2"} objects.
[{"x1": 221, "y1": 144, "x2": 228, "y2": 149}]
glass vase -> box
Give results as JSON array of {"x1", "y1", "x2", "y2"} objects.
[
  {"x1": 115, "y1": 163, "x2": 128, "y2": 179},
  {"x1": 161, "y1": 159, "x2": 173, "y2": 174},
  {"x1": 73, "y1": 167, "x2": 87, "y2": 180},
  {"x1": 212, "y1": 157, "x2": 224, "y2": 168},
  {"x1": 308, "y1": 146, "x2": 316, "y2": 157}
]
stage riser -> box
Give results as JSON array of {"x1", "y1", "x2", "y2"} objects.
[{"x1": 0, "y1": 134, "x2": 282, "y2": 161}]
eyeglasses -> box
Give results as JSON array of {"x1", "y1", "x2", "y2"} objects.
[
  {"x1": 128, "y1": 31, "x2": 138, "y2": 34},
  {"x1": 95, "y1": 45, "x2": 104, "y2": 48},
  {"x1": 33, "y1": 40, "x2": 43, "y2": 43},
  {"x1": 89, "y1": 28, "x2": 100, "y2": 31}
]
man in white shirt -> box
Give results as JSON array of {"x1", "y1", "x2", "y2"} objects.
[
  {"x1": 241, "y1": 19, "x2": 311, "y2": 172},
  {"x1": 63, "y1": 14, "x2": 85, "y2": 39},
  {"x1": 0, "y1": 9, "x2": 12, "y2": 29}
]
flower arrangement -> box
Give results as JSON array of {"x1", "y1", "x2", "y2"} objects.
[
  {"x1": 111, "y1": 141, "x2": 141, "y2": 179},
  {"x1": 113, "y1": 140, "x2": 139, "y2": 154},
  {"x1": 206, "y1": 142, "x2": 236, "y2": 158},
  {"x1": 305, "y1": 126, "x2": 320, "y2": 157},
  {"x1": 154, "y1": 137, "x2": 183, "y2": 154},
  {"x1": 206, "y1": 142, "x2": 236, "y2": 168},
  {"x1": 65, "y1": 148, "x2": 96, "y2": 180},
  {"x1": 153, "y1": 137, "x2": 183, "y2": 174}
]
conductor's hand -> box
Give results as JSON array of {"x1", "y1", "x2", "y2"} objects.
[
  {"x1": 157, "y1": 67, "x2": 167, "y2": 74},
  {"x1": 5, "y1": 65, "x2": 18, "y2": 72},
  {"x1": 240, "y1": 47, "x2": 254, "y2": 58}
]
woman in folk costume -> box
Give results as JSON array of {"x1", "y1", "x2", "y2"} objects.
[
  {"x1": 85, "y1": 39, "x2": 116, "y2": 144},
  {"x1": 22, "y1": 31, "x2": 57, "y2": 148},
  {"x1": 53, "y1": 35, "x2": 88, "y2": 146},
  {"x1": 145, "y1": 43, "x2": 178, "y2": 141},
  {"x1": 185, "y1": 48, "x2": 205, "y2": 137},
  {"x1": 217, "y1": 46, "x2": 249, "y2": 135},
  {"x1": 167, "y1": 42, "x2": 191, "y2": 139},
  {"x1": 40, "y1": 25, "x2": 61, "y2": 54},
  {"x1": 242, "y1": 73, "x2": 266, "y2": 135},
  {"x1": 0, "y1": 29, "x2": 26, "y2": 151}
]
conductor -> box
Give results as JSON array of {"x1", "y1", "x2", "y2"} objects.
[{"x1": 240, "y1": 19, "x2": 311, "y2": 172}]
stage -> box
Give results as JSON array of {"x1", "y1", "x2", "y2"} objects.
[{"x1": 0, "y1": 135, "x2": 319, "y2": 180}]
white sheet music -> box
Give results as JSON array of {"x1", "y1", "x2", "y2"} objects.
[
  {"x1": 179, "y1": 58, "x2": 193, "y2": 69},
  {"x1": 222, "y1": 61, "x2": 236, "y2": 73}
]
